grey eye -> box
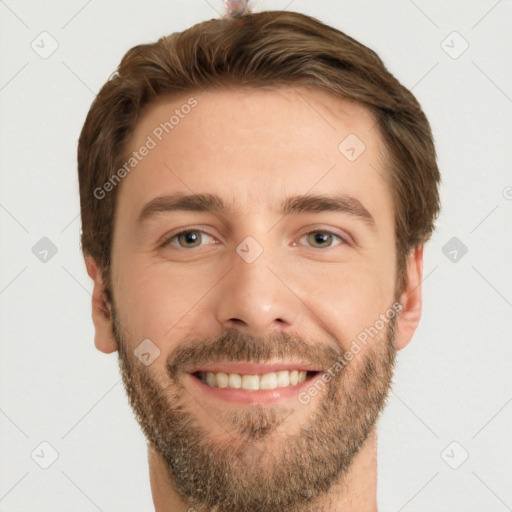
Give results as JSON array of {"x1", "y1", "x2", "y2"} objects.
[
  {"x1": 300, "y1": 231, "x2": 344, "y2": 249},
  {"x1": 164, "y1": 230, "x2": 216, "y2": 249}
]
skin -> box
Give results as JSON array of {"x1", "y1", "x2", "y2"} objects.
[{"x1": 85, "y1": 86, "x2": 423, "y2": 511}]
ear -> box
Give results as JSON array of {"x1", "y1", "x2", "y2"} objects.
[
  {"x1": 85, "y1": 256, "x2": 118, "y2": 354},
  {"x1": 395, "y1": 245, "x2": 424, "y2": 351}
]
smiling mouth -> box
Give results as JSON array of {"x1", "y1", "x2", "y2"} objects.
[{"x1": 191, "y1": 370, "x2": 320, "y2": 391}]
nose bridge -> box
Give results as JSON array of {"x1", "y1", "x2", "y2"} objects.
[{"x1": 213, "y1": 236, "x2": 300, "y2": 334}]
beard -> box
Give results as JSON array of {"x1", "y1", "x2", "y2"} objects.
[{"x1": 113, "y1": 305, "x2": 398, "y2": 512}]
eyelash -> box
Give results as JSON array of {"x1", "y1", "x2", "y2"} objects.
[{"x1": 159, "y1": 227, "x2": 349, "y2": 250}]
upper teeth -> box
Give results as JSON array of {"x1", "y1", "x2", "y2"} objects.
[{"x1": 200, "y1": 370, "x2": 308, "y2": 390}]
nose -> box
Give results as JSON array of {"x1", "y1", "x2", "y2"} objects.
[{"x1": 213, "y1": 245, "x2": 300, "y2": 336}]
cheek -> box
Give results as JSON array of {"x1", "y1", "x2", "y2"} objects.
[
  {"x1": 113, "y1": 254, "x2": 223, "y2": 342},
  {"x1": 295, "y1": 254, "x2": 395, "y2": 346}
]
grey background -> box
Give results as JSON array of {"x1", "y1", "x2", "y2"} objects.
[{"x1": 1, "y1": 0, "x2": 511, "y2": 510}]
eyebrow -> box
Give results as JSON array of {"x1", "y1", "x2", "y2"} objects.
[{"x1": 138, "y1": 192, "x2": 376, "y2": 230}]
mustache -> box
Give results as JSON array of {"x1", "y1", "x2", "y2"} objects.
[{"x1": 166, "y1": 328, "x2": 344, "y2": 380}]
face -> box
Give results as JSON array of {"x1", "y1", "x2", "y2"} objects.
[{"x1": 89, "y1": 86, "x2": 422, "y2": 512}]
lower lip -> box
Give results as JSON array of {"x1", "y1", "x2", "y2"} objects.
[{"x1": 186, "y1": 372, "x2": 322, "y2": 404}]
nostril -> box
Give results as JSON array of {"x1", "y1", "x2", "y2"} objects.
[{"x1": 229, "y1": 318, "x2": 245, "y2": 326}]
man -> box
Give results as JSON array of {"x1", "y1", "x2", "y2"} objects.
[{"x1": 78, "y1": 9, "x2": 440, "y2": 512}]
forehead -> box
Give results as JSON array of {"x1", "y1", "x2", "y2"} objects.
[
  {"x1": 118, "y1": 86, "x2": 393, "y2": 226},
  {"x1": 134, "y1": 86, "x2": 379, "y2": 159}
]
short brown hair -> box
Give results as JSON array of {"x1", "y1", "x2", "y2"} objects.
[{"x1": 78, "y1": 10, "x2": 441, "y2": 302}]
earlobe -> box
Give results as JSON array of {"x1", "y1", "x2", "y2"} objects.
[
  {"x1": 395, "y1": 245, "x2": 424, "y2": 351},
  {"x1": 85, "y1": 256, "x2": 118, "y2": 354}
]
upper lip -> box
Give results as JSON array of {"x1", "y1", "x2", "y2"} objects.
[{"x1": 187, "y1": 361, "x2": 322, "y2": 375}]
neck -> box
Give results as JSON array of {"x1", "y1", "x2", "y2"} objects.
[{"x1": 148, "y1": 428, "x2": 379, "y2": 512}]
